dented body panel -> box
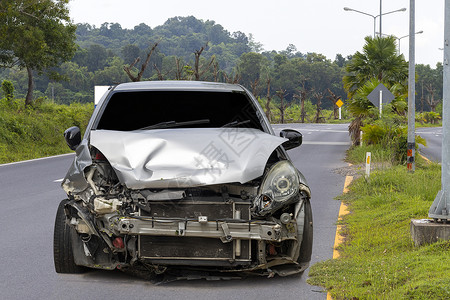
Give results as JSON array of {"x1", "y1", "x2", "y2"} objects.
[{"x1": 88, "y1": 128, "x2": 286, "y2": 189}]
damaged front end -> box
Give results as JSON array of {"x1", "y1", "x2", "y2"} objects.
[{"x1": 57, "y1": 129, "x2": 312, "y2": 279}]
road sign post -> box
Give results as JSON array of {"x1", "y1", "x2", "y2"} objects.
[
  {"x1": 365, "y1": 152, "x2": 371, "y2": 179},
  {"x1": 336, "y1": 99, "x2": 344, "y2": 120},
  {"x1": 367, "y1": 83, "x2": 395, "y2": 114},
  {"x1": 379, "y1": 90, "x2": 383, "y2": 116}
]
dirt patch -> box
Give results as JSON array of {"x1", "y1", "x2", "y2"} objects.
[{"x1": 333, "y1": 162, "x2": 393, "y2": 179}]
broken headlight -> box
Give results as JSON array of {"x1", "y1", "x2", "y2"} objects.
[{"x1": 252, "y1": 160, "x2": 300, "y2": 216}]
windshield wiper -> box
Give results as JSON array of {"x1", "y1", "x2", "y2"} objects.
[
  {"x1": 221, "y1": 120, "x2": 251, "y2": 128},
  {"x1": 137, "y1": 119, "x2": 210, "y2": 130}
]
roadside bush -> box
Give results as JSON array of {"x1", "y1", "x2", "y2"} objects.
[
  {"x1": 360, "y1": 112, "x2": 426, "y2": 164},
  {"x1": 417, "y1": 111, "x2": 441, "y2": 125},
  {"x1": 0, "y1": 97, "x2": 93, "y2": 163},
  {"x1": 1, "y1": 80, "x2": 14, "y2": 103}
]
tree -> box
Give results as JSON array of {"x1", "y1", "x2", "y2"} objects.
[
  {"x1": 416, "y1": 63, "x2": 443, "y2": 111},
  {"x1": 193, "y1": 43, "x2": 215, "y2": 81},
  {"x1": 294, "y1": 80, "x2": 309, "y2": 123},
  {"x1": 238, "y1": 52, "x2": 264, "y2": 88},
  {"x1": 121, "y1": 44, "x2": 141, "y2": 65},
  {"x1": 248, "y1": 33, "x2": 263, "y2": 53},
  {"x1": 86, "y1": 44, "x2": 108, "y2": 72},
  {"x1": 327, "y1": 88, "x2": 340, "y2": 120},
  {"x1": 123, "y1": 43, "x2": 158, "y2": 82},
  {"x1": 313, "y1": 92, "x2": 325, "y2": 123},
  {"x1": 276, "y1": 89, "x2": 291, "y2": 124},
  {"x1": 343, "y1": 36, "x2": 408, "y2": 99},
  {"x1": 424, "y1": 83, "x2": 440, "y2": 112},
  {"x1": 344, "y1": 37, "x2": 409, "y2": 144},
  {"x1": 0, "y1": 0, "x2": 77, "y2": 105},
  {"x1": 265, "y1": 78, "x2": 273, "y2": 122},
  {"x1": 94, "y1": 57, "x2": 129, "y2": 85}
]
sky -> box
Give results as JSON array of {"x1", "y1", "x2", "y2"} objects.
[{"x1": 69, "y1": 0, "x2": 445, "y2": 67}]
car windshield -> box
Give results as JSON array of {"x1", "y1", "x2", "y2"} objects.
[{"x1": 95, "y1": 90, "x2": 263, "y2": 131}]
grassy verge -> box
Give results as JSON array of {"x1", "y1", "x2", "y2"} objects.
[
  {"x1": 307, "y1": 146, "x2": 450, "y2": 299},
  {"x1": 0, "y1": 97, "x2": 93, "y2": 164}
]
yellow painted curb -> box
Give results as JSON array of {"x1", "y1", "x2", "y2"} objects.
[
  {"x1": 332, "y1": 175, "x2": 352, "y2": 259},
  {"x1": 328, "y1": 170, "x2": 353, "y2": 299},
  {"x1": 419, "y1": 153, "x2": 431, "y2": 163}
]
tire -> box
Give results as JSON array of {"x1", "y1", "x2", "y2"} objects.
[
  {"x1": 53, "y1": 199, "x2": 85, "y2": 273},
  {"x1": 298, "y1": 198, "x2": 313, "y2": 264}
]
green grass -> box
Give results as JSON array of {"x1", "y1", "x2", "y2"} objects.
[
  {"x1": 346, "y1": 144, "x2": 393, "y2": 165},
  {"x1": 307, "y1": 162, "x2": 450, "y2": 299},
  {"x1": 415, "y1": 122, "x2": 442, "y2": 128},
  {"x1": 0, "y1": 97, "x2": 93, "y2": 163}
]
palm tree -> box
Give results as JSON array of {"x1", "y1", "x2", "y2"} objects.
[
  {"x1": 347, "y1": 78, "x2": 408, "y2": 145},
  {"x1": 344, "y1": 36, "x2": 408, "y2": 145},
  {"x1": 344, "y1": 36, "x2": 408, "y2": 99}
]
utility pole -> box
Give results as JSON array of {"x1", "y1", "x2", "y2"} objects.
[
  {"x1": 429, "y1": 0, "x2": 450, "y2": 222},
  {"x1": 379, "y1": 0, "x2": 382, "y2": 37},
  {"x1": 411, "y1": 0, "x2": 449, "y2": 247},
  {"x1": 407, "y1": 0, "x2": 416, "y2": 172}
]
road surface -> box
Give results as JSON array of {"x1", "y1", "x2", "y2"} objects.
[
  {"x1": 0, "y1": 123, "x2": 351, "y2": 300},
  {"x1": 417, "y1": 127, "x2": 442, "y2": 162}
]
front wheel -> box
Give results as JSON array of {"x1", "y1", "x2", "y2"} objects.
[
  {"x1": 53, "y1": 199, "x2": 85, "y2": 273},
  {"x1": 298, "y1": 198, "x2": 313, "y2": 264}
]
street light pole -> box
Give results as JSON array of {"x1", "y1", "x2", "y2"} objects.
[
  {"x1": 429, "y1": 0, "x2": 450, "y2": 221},
  {"x1": 344, "y1": 7, "x2": 407, "y2": 38},
  {"x1": 344, "y1": 7, "x2": 377, "y2": 37},
  {"x1": 407, "y1": 0, "x2": 415, "y2": 172},
  {"x1": 378, "y1": 31, "x2": 425, "y2": 54},
  {"x1": 397, "y1": 31, "x2": 423, "y2": 54},
  {"x1": 380, "y1": 0, "x2": 383, "y2": 37}
]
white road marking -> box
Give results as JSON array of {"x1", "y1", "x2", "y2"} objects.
[
  {"x1": 302, "y1": 141, "x2": 351, "y2": 145},
  {"x1": 53, "y1": 178, "x2": 64, "y2": 183},
  {"x1": 0, "y1": 153, "x2": 74, "y2": 167}
]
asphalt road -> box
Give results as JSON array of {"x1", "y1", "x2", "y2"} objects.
[
  {"x1": 416, "y1": 127, "x2": 443, "y2": 162},
  {"x1": 0, "y1": 123, "x2": 351, "y2": 300}
]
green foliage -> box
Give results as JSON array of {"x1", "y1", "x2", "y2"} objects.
[
  {"x1": 269, "y1": 53, "x2": 346, "y2": 104},
  {"x1": 346, "y1": 76, "x2": 409, "y2": 146},
  {"x1": 308, "y1": 163, "x2": 448, "y2": 300},
  {"x1": 0, "y1": 14, "x2": 352, "y2": 112},
  {"x1": 347, "y1": 78, "x2": 381, "y2": 118},
  {"x1": 238, "y1": 52, "x2": 267, "y2": 87},
  {"x1": 360, "y1": 112, "x2": 426, "y2": 164},
  {"x1": 344, "y1": 36, "x2": 408, "y2": 99},
  {"x1": 0, "y1": 0, "x2": 77, "y2": 105},
  {"x1": 0, "y1": 97, "x2": 93, "y2": 163},
  {"x1": 436, "y1": 101, "x2": 443, "y2": 116},
  {"x1": 417, "y1": 111, "x2": 441, "y2": 125},
  {"x1": 1, "y1": 80, "x2": 14, "y2": 102},
  {"x1": 416, "y1": 63, "x2": 443, "y2": 111}
]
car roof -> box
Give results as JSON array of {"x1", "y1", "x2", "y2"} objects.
[{"x1": 112, "y1": 81, "x2": 246, "y2": 93}]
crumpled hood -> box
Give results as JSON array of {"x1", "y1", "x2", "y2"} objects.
[{"x1": 90, "y1": 128, "x2": 287, "y2": 189}]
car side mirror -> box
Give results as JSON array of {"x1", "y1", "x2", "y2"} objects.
[
  {"x1": 280, "y1": 129, "x2": 302, "y2": 150},
  {"x1": 64, "y1": 126, "x2": 81, "y2": 151}
]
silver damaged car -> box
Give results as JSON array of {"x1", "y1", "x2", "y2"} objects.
[{"x1": 54, "y1": 81, "x2": 312, "y2": 281}]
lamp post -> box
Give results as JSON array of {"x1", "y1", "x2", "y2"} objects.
[
  {"x1": 397, "y1": 31, "x2": 423, "y2": 54},
  {"x1": 376, "y1": 30, "x2": 423, "y2": 54},
  {"x1": 344, "y1": 7, "x2": 407, "y2": 38}
]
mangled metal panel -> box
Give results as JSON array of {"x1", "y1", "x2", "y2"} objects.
[
  {"x1": 61, "y1": 139, "x2": 92, "y2": 194},
  {"x1": 89, "y1": 128, "x2": 287, "y2": 189}
]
